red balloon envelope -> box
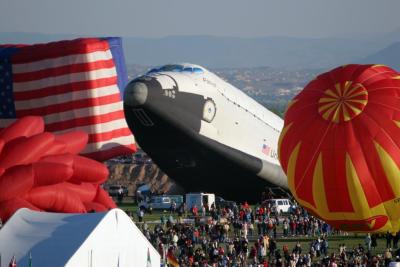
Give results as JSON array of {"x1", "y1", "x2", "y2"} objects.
[
  {"x1": 279, "y1": 64, "x2": 400, "y2": 233},
  {"x1": 0, "y1": 116, "x2": 44, "y2": 142},
  {"x1": 0, "y1": 116, "x2": 117, "y2": 221}
]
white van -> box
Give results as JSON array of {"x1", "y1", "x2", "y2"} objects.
[
  {"x1": 186, "y1": 193, "x2": 215, "y2": 210},
  {"x1": 139, "y1": 195, "x2": 171, "y2": 210},
  {"x1": 266, "y1": 198, "x2": 292, "y2": 214},
  {"x1": 139, "y1": 195, "x2": 184, "y2": 211}
]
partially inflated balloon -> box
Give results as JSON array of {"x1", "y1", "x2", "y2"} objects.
[
  {"x1": 25, "y1": 184, "x2": 86, "y2": 213},
  {"x1": 94, "y1": 187, "x2": 117, "y2": 210},
  {"x1": 279, "y1": 64, "x2": 400, "y2": 233},
  {"x1": 0, "y1": 165, "x2": 34, "y2": 202},
  {"x1": 0, "y1": 116, "x2": 116, "y2": 221},
  {"x1": 0, "y1": 116, "x2": 44, "y2": 142},
  {"x1": 0, "y1": 198, "x2": 41, "y2": 221}
]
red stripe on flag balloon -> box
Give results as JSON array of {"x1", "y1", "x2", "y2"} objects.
[{"x1": 15, "y1": 93, "x2": 121, "y2": 117}]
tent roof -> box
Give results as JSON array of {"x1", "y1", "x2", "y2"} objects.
[{"x1": 0, "y1": 208, "x2": 159, "y2": 267}]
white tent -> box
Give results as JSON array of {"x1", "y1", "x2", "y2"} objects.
[{"x1": 0, "y1": 208, "x2": 160, "y2": 267}]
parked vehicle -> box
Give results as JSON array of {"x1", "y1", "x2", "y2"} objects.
[
  {"x1": 265, "y1": 198, "x2": 292, "y2": 214},
  {"x1": 185, "y1": 193, "x2": 215, "y2": 210},
  {"x1": 215, "y1": 196, "x2": 237, "y2": 210},
  {"x1": 136, "y1": 183, "x2": 152, "y2": 202},
  {"x1": 106, "y1": 185, "x2": 128, "y2": 197},
  {"x1": 169, "y1": 195, "x2": 184, "y2": 205},
  {"x1": 133, "y1": 152, "x2": 153, "y2": 164},
  {"x1": 139, "y1": 195, "x2": 183, "y2": 211}
]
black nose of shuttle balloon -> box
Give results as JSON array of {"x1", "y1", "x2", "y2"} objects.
[{"x1": 124, "y1": 81, "x2": 148, "y2": 107}]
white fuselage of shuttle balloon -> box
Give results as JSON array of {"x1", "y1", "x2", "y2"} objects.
[{"x1": 146, "y1": 64, "x2": 286, "y2": 188}]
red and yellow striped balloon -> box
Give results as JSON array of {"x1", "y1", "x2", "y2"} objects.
[{"x1": 279, "y1": 64, "x2": 400, "y2": 233}]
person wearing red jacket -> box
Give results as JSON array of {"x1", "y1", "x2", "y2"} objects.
[{"x1": 192, "y1": 205, "x2": 198, "y2": 217}]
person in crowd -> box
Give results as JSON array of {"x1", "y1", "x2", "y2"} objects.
[
  {"x1": 137, "y1": 207, "x2": 144, "y2": 222},
  {"x1": 365, "y1": 233, "x2": 372, "y2": 251},
  {"x1": 192, "y1": 205, "x2": 199, "y2": 217},
  {"x1": 170, "y1": 200, "x2": 176, "y2": 214},
  {"x1": 117, "y1": 186, "x2": 124, "y2": 204},
  {"x1": 387, "y1": 231, "x2": 393, "y2": 249},
  {"x1": 132, "y1": 189, "x2": 395, "y2": 266},
  {"x1": 371, "y1": 233, "x2": 378, "y2": 251},
  {"x1": 394, "y1": 232, "x2": 400, "y2": 249},
  {"x1": 385, "y1": 248, "x2": 393, "y2": 267}
]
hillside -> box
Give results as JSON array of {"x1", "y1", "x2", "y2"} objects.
[
  {"x1": 361, "y1": 42, "x2": 400, "y2": 70},
  {"x1": 106, "y1": 162, "x2": 182, "y2": 196}
]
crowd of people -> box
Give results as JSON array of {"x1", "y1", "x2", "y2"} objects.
[{"x1": 130, "y1": 191, "x2": 400, "y2": 266}]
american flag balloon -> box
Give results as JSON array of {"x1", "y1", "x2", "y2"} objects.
[{"x1": 0, "y1": 38, "x2": 136, "y2": 161}]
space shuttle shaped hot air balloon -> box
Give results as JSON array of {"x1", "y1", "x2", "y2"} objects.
[{"x1": 279, "y1": 64, "x2": 400, "y2": 233}]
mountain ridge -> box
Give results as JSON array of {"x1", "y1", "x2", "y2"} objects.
[
  {"x1": 361, "y1": 42, "x2": 400, "y2": 70},
  {"x1": 0, "y1": 32, "x2": 397, "y2": 69}
]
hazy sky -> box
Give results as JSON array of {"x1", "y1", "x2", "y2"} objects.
[{"x1": 0, "y1": 0, "x2": 399, "y2": 38}]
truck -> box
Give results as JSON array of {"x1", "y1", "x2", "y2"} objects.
[{"x1": 185, "y1": 193, "x2": 215, "y2": 210}]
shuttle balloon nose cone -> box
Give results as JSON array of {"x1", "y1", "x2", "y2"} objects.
[{"x1": 124, "y1": 81, "x2": 148, "y2": 107}]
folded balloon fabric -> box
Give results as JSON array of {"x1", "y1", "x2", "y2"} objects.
[{"x1": 0, "y1": 116, "x2": 116, "y2": 222}]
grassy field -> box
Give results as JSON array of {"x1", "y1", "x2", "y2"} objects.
[{"x1": 117, "y1": 201, "x2": 394, "y2": 256}]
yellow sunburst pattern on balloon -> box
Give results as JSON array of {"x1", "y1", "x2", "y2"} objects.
[{"x1": 318, "y1": 81, "x2": 368, "y2": 123}]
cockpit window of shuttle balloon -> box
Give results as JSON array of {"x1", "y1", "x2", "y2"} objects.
[
  {"x1": 183, "y1": 67, "x2": 193, "y2": 72},
  {"x1": 147, "y1": 67, "x2": 160, "y2": 74},
  {"x1": 184, "y1": 67, "x2": 204, "y2": 73},
  {"x1": 193, "y1": 67, "x2": 204, "y2": 73},
  {"x1": 147, "y1": 64, "x2": 204, "y2": 74},
  {"x1": 160, "y1": 64, "x2": 184, "y2": 72}
]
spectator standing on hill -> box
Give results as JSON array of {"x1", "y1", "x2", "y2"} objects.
[
  {"x1": 177, "y1": 203, "x2": 184, "y2": 218},
  {"x1": 160, "y1": 213, "x2": 166, "y2": 225},
  {"x1": 117, "y1": 187, "x2": 124, "y2": 203},
  {"x1": 387, "y1": 232, "x2": 393, "y2": 249},
  {"x1": 273, "y1": 221, "x2": 277, "y2": 239},
  {"x1": 170, "y1": 200, "x2": 176, "y2": 214},
  {"x1": 371, "y1": 234, "x2": 378, "y2": 250},
  {"x1": 147, "y1": 202, "x2": 153, "y2": 214},
  {"x1": 365, "y1": 233, "x2": 372, "y2": 251},
  {"x1": 137, "y1": 208, "x2": 144, "y2": 222},
  {"x1": 260, "y1": 242, "x2": 268, "y2": 262},
  {"x1": 192, "y1": 205, "x2": 198, "y2": 217},
  {"x1": 329, "y1": 257, "x2": 338, "y2": 267},
  {"x1": 384, "y1": 248, "x2": 393, "y2": 267},
  {"x1": 201, "y1": 204, "x2": 206, "y2": 217},
  {"x1": 321, "y1": 238, "x2": 328, "y2": 256},
  {"x1": 293, "y1": 241, "x2": 302, "y2": 255},
  {"x1": 269, "y1": 238, "x2": 277, "y2": 257},
  {"x1": 242, "y1": 222, "x2": 248, "y2": 239},
  {"x1": 315, "y1": 238, "x2": 321, "y2": 257},
  {"x1": 290, "y1": 218, "x2": 296, "y2": 236},
  {"x1": 250, "y1": 244, "x2": 257, "y2": 265},
  {"x1": 248, "y1": 220, "x2": 254, "y2": 237},
  {"x1": 283, "y1": 244, "x2": 289, "y2": 260},
  {"x1": 313, "y1": 219, "x2": 319, "y2": 236},
  {"x1": 394, "y1": 232, "x2": 400, "y2": 249},
  {"x1": 283, "y1": 218, "x2": 289, "y2": 237}
]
